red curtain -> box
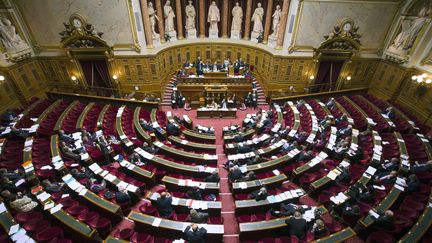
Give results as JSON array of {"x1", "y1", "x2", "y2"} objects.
[
  {"x1": 79, "y1": 59, "x2": 112, "y2": 96},
  {"x1": 312, "y1": 60, "x2": 344, "y2": 93}
]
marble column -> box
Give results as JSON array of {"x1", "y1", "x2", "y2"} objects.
[
  {"x1": 262, "y1": 0, "x2": 273, "y2": 44},
  {"x1": 243, "y1": 0, "x2": 253, "y2": 40},
  {"x1": 175, "y1": 0, "x2": 184, "y2": 39},
  {"x1": 276, "y1": 0, "x2": 290, "y2": 49},
  {"x1": 140, "y1": 0, "x2": 154, "y2": 48},
  {"x1": 199, "y1": 0, "x2": 206, "y2": 38},
  {"x1": 155, "y1": 0, "x2": 166, "y2": 43},
  {"x1": 221, "y1": 0, "x2": 229, "y2": 38}
]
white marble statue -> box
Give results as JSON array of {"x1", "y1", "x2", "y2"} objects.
[
  {"x1": 208, "y1": 1, "x2": 220, "y2": 32},
  {"x1": 251, "y1": 3, "x2": 264, "y2": 38},
  {"x1": 164, "y1": 0, "x2": 176, "y2": 32},
  {"x1": 269, "y1": 5, "x2": 281, "y2": 39},
  {"x1": 0, "y1": 17, "x2": 30, "y2": 51},
  {"x1": 231, "y1": 2, "x2": 243, "y2": 32},
  {"x1": 185, "y1": 0, "x2": 196, "y2": 30},
  {"x1": 389, "y1": 7, "x2": 430, "y2": 54},
  {"x1": 148, "y1": 2, "x2": 159, "y2": 38}
]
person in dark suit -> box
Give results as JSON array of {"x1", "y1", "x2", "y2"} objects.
[
  {"x1": 234, "y1": 132, "x2": 245, "y2": 143},
  {"x1": 139, "y1": 119, "x2": 154, "y2": 132},
  {"x1": 244, "y1": 92, "x2": 252, "y2": 107},
  {"x1": 128, "y1": 152, "x2": 142, "y2": 164},
  {"x1": 239, "y1": 58, "x2": 245, "y2": 67},
  {"x1": 249, "y1": 187, "x2": 268, "y2": 201},
  {"x1": 374, "y1": 210, "x2": 395, "y2": 231},
  {"x1": 186, "y1": 186, "x2": 203, "y2": 200},
  {"x1": 342, "y1": 203, "x2": 360, "y2": 219},
  {"x1": 241, "y1": 171, "x2": 257, "y2": 181},
  {"x1": 337, "y1": 125, "x2": 352, "y2": 137},
  {"x1": 155, "y1": 192, "x2": 173, "y2": 218},
  {"x1": 115, "y1": 188, "x2": 131, "y2": 204},
  {"x1": 204, "y1": 171, "x2": 220, "y2": 183},
  {"x1": 228, "y1": 165, "x2": 243, "y2": 182},
  {"x1": 59, "y1": 130, "x2": 74, "y2": 143},
  {"x1": 406, "y1": 174, "x2": 420, "y2": 193},
  {"x1": 171, "y1": 91, "x2": 178, "y2": 109},
  {"x1": 237, "y1": 143, "x2": 251, "y2": 154},
  {"x1": 71, "y1": 167, "x2": 94, "y2": 180},
  {"x1": 410, "y1": 160, "x2": 432, "y2": 173},
  {"x1": 311, "y1": 219, "x2": 329, "y2": 239},
  {"x1": 285, "y1": 211, "x2": 308, "y2": 239},
  {"x1": 251, "y1": 91, "x2": 258, "y2": 109},
  {"x1": 184, "y1": 224, "x2": 207, "y2": 243},
  {"x1": 375, "y1": 170, "x2": 398, "y2": 185},
  {"x1": 298, "y1": 150, "x2": 314, "y2": 162},
  {"x1": 189, "y1": 209, "x2": 208, "y2": 223},
  {"x1": 42, "y1": 179, "x2": 64, "y2": 193},
  {"x1": 383, "y1": 107, "x2": 395, "y2": 119},
  {"x1": 166, "y1": 123, "x2": 180, "y2": 136},
  {"x1": 379, "y1": 158, "x2": 399, "y2": 174},
  {"x1": 358, "y1": 185, "x2": 375, "y2": 203},
  {"x1": 196, "y1": 61, "x2": 204, "y2": 75},
  {"x1": 336, "y1": 167, "x2": 352, "y2": 184}
]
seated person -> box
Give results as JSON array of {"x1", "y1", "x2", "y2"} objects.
[
  {"x1": 373, "y1": 210, "x2": 395, "y2": 231},
  {"x1": 87, "y1": 178, "x2": 107, "y2": 193},
  {"x1": 183, "y1": 224, "x2": 207, "y2": 243},
  {"x1": 237, "y1": 143, "x2": 252, "y2": 154},
  {"x1": 228, "y1": 165, "x2": 243, "y2": 182},
  {"x1": 115, "y1": 187, "x2": 131, "y2": 204},
  {"x1": 337, "y1": 125, "x2": 352, "y2": 137},
  {"x1": 241, "y1": 171, "x2": 257, "y2": 181},
  {"x1": 281, "y1": 141, "x2": 299, "y2": 153},
  {"x1": 186, "y1": 186, "x2": 203, "y2": 200},
  {"x1": 2, "y1": 191, "x2": 38, "y2": 212},
  {"x1": 42, "y1": 179, "x2": 64, "y2": 193},
  {"x1": 326, "y1": 98, "x2": 336, "y2": 110},
  {"x1": 272, "y1": 203, "x2": 310, "y2": 217},
  {"x1": 335, "y1": 114, "x2": 348, "y2": 125},
  {"x1": 189, "y1": 209, "x2": 209, "y2": 223},
  {"x1": 128, "y1": 152, "x2": 142, "y2": 164},
  {"x1": 311, "y1": 219, "x2": 329, "y2": 239},
  {"x1": 379, "y1": 158, "x2": 399, "y2": 174},
  {"x1": 374, "y1": 170, "x2": 398, "y2": 185},
  {"x1": 295, "y1": 131, "x2": 308, "y2": 143},
  {"x1": 246, "y1": 155, "x2": 262, "y2": 166},
  {"x1": 285, "y1": 211, "x2": 308, "y2": 239},
  {"x1": 406, "y1": 174, "x2": 420, "y2": 193},
  {"x1": 59, "y1": 140, "x2": 80, "y2": 161},
  {"x1": 410, "y1": 160, "x2": 432, "y2": 173},
  {"x1": 341, "y1": 203, "x2": 361, "y2": 219},
  {"x1": 336, "y1": 167, "x2": 352, "y2": 184},
  {"x1": 358, "y1": 185, "x2": 375, "y2": 203},
  {"x1": 139, "y1": 119, "x2": 154, "y2": 132},
  {"x1": 59, "y1": 130, "x2": 74, "y2": 143},
  {"x1": 204, "y1": 171, "x2": 220, "y2": 183},
  {"x1": 155, "y1": 192, "x2": 173, "y2": 218},
  {"x1": 249, "y1": 186, "x2": 268, "y2": 201},
  {"x1": 383, "y1": 107, "x2": 395, "y2": 119},
  {"x1": 234, "y1": 132, "x2": 245, "y2": 143},
  {"x1": 0, "y1": 168, "x2": 24, "y2": 181},
  {"x1": 71, "y1": 167, "x2": 94, "y2": 180},
  {"x1": 298, "y1": 150, "x2": 314, "y2": 162},
  {"x1": 166, "y1": 122, "x2": 180, "y2": 136},
  {"x1": 142, "y1": 142, "x2": 159, "y2": 154},
  {"x1": 1, "y1": 109, "x2": 18, "y2": 126},
  {"x1": 0, "y1": 177, "x2": 18, "y2": 191}
]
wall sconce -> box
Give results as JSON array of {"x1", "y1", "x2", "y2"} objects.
[
  {"x1": 309, "y1": 75, "x2": 315, "y2": 80},
  {"x1": 112, "y1": 75, "x2": 118, "y2": 80},
  {"x1": 71, "y1": 76, "x2": 77, "y2": 81},
  {"x1": 412, "y1": 73, "x2": 431, "y2": 85},
  {"x1": 0, "y1": 75, "x2": 5, "y2": 82},
  {"x1": 346, "y1": 76, "x2": 352, "y2": 81}
]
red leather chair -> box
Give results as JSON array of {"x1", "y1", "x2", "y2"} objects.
[{"x1": 34, "y1": 226, "x2": 64, "y2": 242}]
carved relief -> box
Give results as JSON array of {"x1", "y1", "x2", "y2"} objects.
[
  {"x1": 0, "y1": 13, "x2": 32, "y2": 62},
  {"x1": 320, "y1": 18, "x2": 361, "y2": 51},
  {"x1": 59, "y1": 14, "x2": 109, "y2": 49}
]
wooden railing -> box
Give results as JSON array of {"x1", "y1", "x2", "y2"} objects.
[{"x1": 270, "y1": 87, "x2": 369, "y2": 104}]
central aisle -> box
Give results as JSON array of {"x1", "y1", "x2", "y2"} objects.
[{"x1": 161, "y1": 106, "x2": 269, "y2": 243}]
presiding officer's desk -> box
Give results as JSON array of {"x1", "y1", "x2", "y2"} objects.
[
  {"x1": 128, "y1": 211, "x2": 224, "y2": 241},
  {"x1": 197, "y1": 108, "x2": 237, "y2": 119}
]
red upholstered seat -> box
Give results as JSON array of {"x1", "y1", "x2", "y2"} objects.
[
  {"x1": 77, "y1": 211, "x2": 100, "y2": 222},
  {"x1": 23, "y1": 219, "x2": 50, "y2": 232},
  {"x1": 65, "y1": 205, "x2": 88, "y2": 216},
  {"x1": 131, "y1": 232, "x2": 153, "y2": 243},
  {"x1": 15, "y1": 211, "x2": 43, "y2": 223},
  {"x1": 34, "y1": 226, "x2": 64, "y2": 242},
  {"x1": 114, "y1": 228, "x2": 135, "y2": 240}
]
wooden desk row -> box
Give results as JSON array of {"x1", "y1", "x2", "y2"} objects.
[
  {"x1": 153, "y1": 141, "x2": 218, "y2": 164},
  {"x1": 168, "y1": 135, "x2": 217, "y2": 153},
  {"x1": 76, "y1": 102, "x2": 94, "y2": 130},
  {"x1": 162, "y1": 175, "x2": 219, "y2": 193},
  {"x1": 223, "y1": 129, "x2": 255, "y2": 143},
  {"x1": 54, "y1": 101, "x2": 79, "y2": 132},
  {"x1": 232, "y1": 174, "x2": 287, "y2": 193},
  {"x1": 96, "y1": 104, "x2": 110, "y2": 130},
  {"x1": 224, "y1": 133, "x2": 271, "y2": 154},
  {"x1": 134, "y1": 107, "x2": 152, "y2": 144},
  {"x1": 182, "y1": 129, "x2": 216, "y2": 143},
  {"x1": 227, "y1": 139, "x2": 287, "y2": 162},
  {"x1": 243, "y1": 149, "x2": 301, "y2": 173},
  {"x1": 134, "y1": 147, "x2": 217, "y2": 176},
  {"x1": 150, "y1": 109, "x2": 167, "y2": 138}
]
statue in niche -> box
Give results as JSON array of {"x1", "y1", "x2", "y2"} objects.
[
  {"x1": 185, "y1": 0, "x2": 196, "y2": 31},
  {"x1": 0, "y1": 17, "x2": 30, "y2": 51},
  {"x1": 208, "y1": 1, "x2": 220, "y2": 32},
  {"x1": 251, "y1": 3, "x2": 264, "y2": 38},
  {"x1": 388, "y1": 6, "x2": 430, "y2": 55},
  {"x1": 164, "y1": 0, "x2": 176, "y2": 33},
  {"x1": 231, "y1": 2, "x2": 243, "y2": 32},
  {"x1": 148, "y1": 2, "x2": 160, "y2": 38},
  {"x1": 269, "y1": 5, "x2": 281, "y2": 39}
]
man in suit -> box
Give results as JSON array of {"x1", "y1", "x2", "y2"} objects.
[
  {"x1": 285, "y1": 211, "x2": 308, "y2": 239},
  {"x1": 184, "y1": 224, "x2": 207, "y2": 243},
  {"x1": 251, "y1": 91, "x2": 258, "y2": 109},
  {"x1": 166, "y1": 122, "x2": 180, "y2": 136},
  {"x1": 234, "y1": 60, "x2": 240, "y2": 75},
  {"x1": 205, "y1": 171, "x2": 220, "y2": 183},
  {"x1": 228, "y1": 165, "x2": 243, "y2": 182},
  {"x1": 186, "y1": 186, "x2": 203, "y2": 200},
  {"x1": 196, "y1": 61, "x2": 204, "y2": 76},
  {"x1": 139, "y1": 119, "x2": 154, "y2": 132},
  {"x1": 239, "y1": 57, "x2": 245, "y2": 67},
  {"x1": 374, "y1": 210, "x2": 395, "y2": 231},
  {"x1": 155, "y1": 192, "x2": 173, "y2": 218},
  {"x1": 337, "y1": 125, "x2": 352, "y2": 137}
]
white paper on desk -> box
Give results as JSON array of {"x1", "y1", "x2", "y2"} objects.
[
  {"x1": 80, "y1": 153, "x2": 89, "y2": 160},
  {"x1": 280, "y1": 193, "x2": 288, "y2": 201},
  {"x1": 0, "y1": 203, "x2": 6, "y2": 214},
  {"x1": 50, "y1": 204, "x2": 63, "y2": 214},
  {"x1": 296, "y1": 189, "x2": 304, "y2": 196},
  {"x1": 152, "y1": 217, "x2": 162, "y2": 227},
  {"x1": 61, "y1": 194, "x2": 69, "y2": 199},
  {"x1": 274, "y1": 195, "x2": 283, "y2": 202},
  {"x1": 201, "y1": 202, "x2": 208, "y2": 210},
  {"x1": 104, "y1": 174, "x2": 116, "y2": 182},
  {"x1": 396, "y1": 177, "x2": 407, "y2": 187},
  {"x1": 171, "y1": 197, "x2": 179, "y2": 205},
  {"x1": 126, "y1": 184, "x2": 138, "y2": 193},
  {"x1": 239, "y1": 166, "x2": 247, "y2": 173},
  {"x1": 36, "y1": 192, "x2": 51, "y2": 202},
  {"x1": 199, "y1": 183, "x2": 206, "y2": 189},
  {"x1": 15, "y1": 233, "x2": 30, "y2": 243},
  {"x1": 89, "y1": 163, "x2": 100, "y2": 171},
  {"x1": 15, "y1": 179, "x2": 25, "y2": 187},
  {"x1": 9, "y1": 224, "x2": 19, "y2": 235},
  {"x1": 100, "y1": 170, "x2": 109, "y2": 177},
  {"x1": 53, "y1": 162, "x2": 64, "y2": 170},
  {"x1": 327, "y1": 171, "x2": 338, "y2": 180},
  {"x1": 11, "y1": 229, "x2": 26, "y2": 241},
  {"x1": 191, "y1": 200, "x2": 200, "y2": 209},
  {"x1": 24, "y1": 140, "x2": 33, "y2": 147},
  {"x1": 117, "y1": 181, "x2": 128, "y2": 189},
  {"x1": 369, "y1": 210, "x2": 380, "y2": 219},
  {"x1": 51, "y1": 156, "x2": 61, "y2": 163},
  {"x1": 24, "y1": 237, "x2": 35, "y2": 243},
  {"x1": 79, "y1": 188, "x2": 88, "y2": 196},
  {"x1": 43, "y1": 202, "x2": 54, "y2": 210},
  {"x1": 239, "y1": 182, "x2": 247, "y2": 189},
  {"x1": 365, "y1": 166, "x2": 377, "y2": 176},
  {"x1": 395, "y1": 184, "x2": 405, "y2": 191},
  {"x1": 181, "y1": 140, "x2": 188, "y2": 145}
]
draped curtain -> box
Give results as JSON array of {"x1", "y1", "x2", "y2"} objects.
[
  {"x1": 79, "y1": 59, "x2": 112, "y2": 96},
  {"x1": 312, "y1": 60, "x2": 344, "y2": 93}
]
